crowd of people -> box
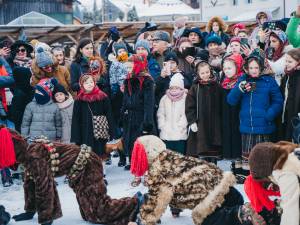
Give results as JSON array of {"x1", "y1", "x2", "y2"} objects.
[{"x1": 0, "y1": 6, "x2": 300, "y2": 225}]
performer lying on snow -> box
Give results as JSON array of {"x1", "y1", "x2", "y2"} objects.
[
  {"x1": 0, "y1": 125, "x2": 140, "y2": 225},
  {"x1": 128, "y1": 135, "x2": 266, "y2": 225}
]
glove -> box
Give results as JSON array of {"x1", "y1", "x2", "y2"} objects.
[
  {"x1": 12, "y1": 212, "x2": 35, "y2": 221},
  {"x1": 190, "y1": 123, "x2": 198, "y2": 132}
]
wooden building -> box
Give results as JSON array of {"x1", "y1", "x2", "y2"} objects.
[{"x1": 0, "y1": 0, "x2": 75, "y2": 25}]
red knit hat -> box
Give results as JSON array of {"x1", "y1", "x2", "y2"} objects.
[
  {"x1": 230, "y1": 37, "x2": 241, "y2": 45},
  {"x1": 0, "y1": 127, "x2": 16, "y2": 169}
]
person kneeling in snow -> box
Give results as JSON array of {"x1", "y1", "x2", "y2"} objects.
[{"x1": 128, "y1": 135, "x2": 266, "y2": 225}]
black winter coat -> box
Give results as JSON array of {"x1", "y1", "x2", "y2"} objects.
[
  {"x1": 279, "y1": 69, "x2": 300, "y2": 141},
  {"x1": 70, "y1": 58, "x2": 111, "y2": 96},
  {"x1": 71, "y1": 97, "x2": 115, "y2": 156},
  {"x1": 221, "y1": 88, "x2": 241, "y2": 159},
  {"x1": 121, "y1": 76, "x2": 155, "y2": 157},
  {"x1": 9, "y1": 65, "x2": 34, "y2": 132}
]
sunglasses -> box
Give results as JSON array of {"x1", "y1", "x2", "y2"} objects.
[{"x1": 17, "y1": 48, "x2": 26, "y2": 53}]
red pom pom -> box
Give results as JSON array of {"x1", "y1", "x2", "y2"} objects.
[{"x1": 130, "y1": 140, "x2": 149, "y2": 177}]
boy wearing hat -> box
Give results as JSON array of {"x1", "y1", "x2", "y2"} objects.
[{"x1": 21, "y1": 78, "x2": 62, "y2": 141}]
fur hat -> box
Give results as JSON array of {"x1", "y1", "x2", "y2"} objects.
[
  {"x1": 135, "y1": 39, "x2": 150, "y2": 53},
  {"x1": 206, "y1": 16, "x2": 228, "y2": 33},
  {"x1": 35, "y1": 47, "x2": 54, "y2": 68},
  {"x1": 130, "y1": 135, "x2": 166, "y2": 177},
  {"x1": 169, "y1": 73, "x2": 184, "y2": 89},
  {"x1": 152, "y1": 31, "x2": 171, "y2": 43},
  {"x1": 205, "y1": 35, "x2": 222, "y2": 47},
  {"x1": 35, "y1": 78, "x2": 57, "y2": 105},
  {"x1": 249, "y1": 141, "x2": 298, "y2": 179},
  {"x1": 113, "y1": 42, "x2": 128, "y2": 56},
  {"x1": 164, "y1": 51, "x2": 179, "y2": 64}
]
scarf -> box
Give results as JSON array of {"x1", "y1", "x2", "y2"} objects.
[
  {"x1": 0, "y1": 65, "x2": 8, "y2": 112},
  {"x1": 198, "y1": 76, "x2": 217, "y2": 85},
  {"x1": 221, "y1": 75, "x2": 239, "y2": 89},
  {"x1": 244, "y1": 175, "x2": 280, "y2": 213},
  {"x1": 77, "y1": 86, "x2": 107, "y2": 102},
  {"x1": 166, "y1": 88, "x2": 186, "y2": 102},
  {"x1": 13, "y1": 56, "x2": 32, "y2": 68}
]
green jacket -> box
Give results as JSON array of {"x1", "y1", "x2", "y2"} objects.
[{"x1": 287, "y1": 16, "x2": 300, "y2": 48}]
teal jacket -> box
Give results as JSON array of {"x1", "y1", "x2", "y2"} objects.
[{"x1": 287, "y1": 16, "x2": 300, "y2": 48}]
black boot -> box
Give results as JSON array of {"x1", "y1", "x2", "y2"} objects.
[
  {"x1": 124, "y1": 164, "x2": 131, "y2": 171},
  {"x1": 0, "y1": 205, "x2": 11, "y2": 225},
  {"x1": 12, "y1": 211, "x2": 35, "y2": 221},
  {"x1": 42, "y1": 221, "x2": 53, "y2": 225},
  {"x1": 118, "y1": 151, "x2": 126, "y2": 167}
]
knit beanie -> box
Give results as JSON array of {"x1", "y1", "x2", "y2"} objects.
[
  {"x1": 52, "y1": 83, "x2": 68, "y2": 99},
  {"x1": 35, "y1": 78, "x2": 57, "y2": 105},
  {"x1": 135, "y1": 40, "x2": 150, "y2": 54},
  {"x1": 169, "y1": 73, "x2": 184, "y2": 89},
  {"x1": 35, "y1": 47, "x2": 54, "y2": 68},
  {"x1": 113, "y1": 42, "x2": 128, "y2": 56},
  {"x1": 249, "y1": 142, "x2": 298, "y2": 179},
  {"x1": 164, "y1": 51, "x2": 179, "y2": 65},
  {"x1": 205, "y1": 35, "x2": 222, "y2": 47}
]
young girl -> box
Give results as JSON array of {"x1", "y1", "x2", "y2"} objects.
[
  {"x1": 221, "y1": 54, "x2": 243, "y2": 177},
  {"x1": 227, "y1": 50, "x2": 283, "y2": 176},
  {"x1": 206, "y1": 16, "x2": 230, "y2": 46},
  {"x1": 21, "y1": 78, "x2": 62, "y2": 141},
  {"x1": 185, "y1": 61, "x2": 222, "y2": 163},
  {"x1": 52, "y1": 83, "x2": 74, "y2": 143},
  {"x1": 71, "y1": 73, "x2": 115, "y2": 157},
  {"x1": 279, "y1": 48, "x2": 300, "y2": 142},
  {"x1": 157, "y1": 73, "x2": 188, "y2": 155}
]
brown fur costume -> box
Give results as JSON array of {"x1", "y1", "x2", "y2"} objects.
[
  {"x1": 206, "y1": 16, "x2": 228, "y2": 33},
  {"x1": 133, "y1": 136, "x2": 236, "y2": 225},
  {"x1": 4, "y1": 127, "x2": 138, "y2": 225}
]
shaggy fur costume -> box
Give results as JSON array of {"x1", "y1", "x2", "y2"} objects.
[
  {"x1": 135, "y1": 136, "x2": 236, "y2": 225},
  {"x1": 3, "y1": 126, "x2": 138, "y2": 225}
]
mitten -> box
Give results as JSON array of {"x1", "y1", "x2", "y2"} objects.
[{"x1": 190, "y1": 123, "x2": 198, "y2": 132}]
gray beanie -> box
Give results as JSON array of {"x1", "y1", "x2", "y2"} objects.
[
  {"x1": 36, "y1": 47, "x2": 54, "y2": 68},
  {"x1": 152, "y1": 31, "x2": 171, "y2": 43},
  {"x1": 113, "y1": 42, "x2": 128, "y2": 56},
  {"x1": 135, "y1": 40, "x2": 150, "y2": 53}
]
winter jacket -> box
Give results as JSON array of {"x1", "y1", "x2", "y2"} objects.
[
  {"x1": 31, "y1": 61, "x2": 72, "y2": 93},
  {"x1": 272, "y1": 152, "x2": 300, "y2": 225},
  {"x1": 9, "y1": 62, "x2": 34, "y2": 132},
  {"x1": 70, "y1": 57, "x2": 90, "y2": 92},
  {"x1": 148, "y1": 56, "x2": 161, "y2": 80},
  {"x1": 279, "y1": 69, "x2": 300, "y2": 141},
  {"x1": 185, "y1": 81, "x2": 222, "y2": 157},
  {"x1": 157, "y1": 93, "x2": 188, "y2": 141},
  {"x1": 155, "y1": 71, "x2": 191, "y2": 106},
  {"x1": 267, "y1": 45, "x2": 294, "y2": 86},
  {"x1": 71, "y1": 96, "x2": 115, "y2": 156},
  {"x1": 109, "y1": 61, "x2": 127, "y2": 86},
  {"x1": 286, "y1": 16, "x2": 300, "y2": 48},
  {"x1": 0, "y1": 57, "x2": 14, "y2": 89},
  {"x1": 21, "y1": 99, "x2": 62, "y2": 140},
  {"x1": 122, "y1": 76, "x2": 155, "y2": 156},
  {"x1": 56, "y1": 94, "x2": 74, "y2": 143},
  {"x1": 227, "y1": 74, "x2": 283, "y2": 134}
]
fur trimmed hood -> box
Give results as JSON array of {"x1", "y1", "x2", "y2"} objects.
[{"x1": 206, "y1": 16, "x2": 228, "y2": 33}]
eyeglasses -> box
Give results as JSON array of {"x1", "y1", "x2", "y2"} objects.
[
  {"x1": 42, "y1": 65, "x2": 52, "y2": 70},
  {"x1": 17, "y1": 48, "x2": 26, "y2": 53}
]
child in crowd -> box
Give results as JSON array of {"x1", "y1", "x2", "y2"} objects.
[
  {"x1": 52, "y1": 83, "x2": 74, "y2": 143},
  {"x1": 71, "y1": 73, "x2": 115, "y2": 158},
  {"x1": 185, "y1": 61, "x2": 222, "y2": 163},
  {"x1": 227, "y1": 50, "x2": 283, "y2": 177},
  {"x1": 206, "y1": 35, "x2": 226, "y2": 73},
  {"x1": 279, "y1": 48, "x2": 300, "y2": 142},
  {"x1": 206, "y1": 16, "x2": 230, "y2": 46},
  {"x1": 221, "y1": 53, "x2": 244, "y2": 178},
  {"x1": 21, "y1": 78, "x2": 62, "y2": 141},
  {"x1": 157, "y1": 73, "x2": 188, "y2": 155}
]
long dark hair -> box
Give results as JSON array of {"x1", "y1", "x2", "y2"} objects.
[{"x1": 74, "y1": 38, "x2": 96, "y2": 63}]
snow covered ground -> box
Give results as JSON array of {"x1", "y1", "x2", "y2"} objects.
[{"x1": 0, "y1": 158, "x2": 246, "y2": 225}]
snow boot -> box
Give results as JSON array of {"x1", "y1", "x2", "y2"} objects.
[{"x1": 12, "y1": 211, "x2": 35, "y2": 221}]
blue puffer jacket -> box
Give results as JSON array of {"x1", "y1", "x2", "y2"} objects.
[{"x1": 227, "y1": 74, "x2": 283, "y2": 134}]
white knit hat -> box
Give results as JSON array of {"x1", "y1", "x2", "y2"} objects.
[{"x1": 169, "y1": 73, "x2": 184, "y2": 89}]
